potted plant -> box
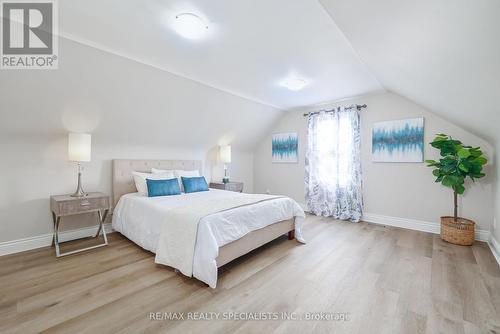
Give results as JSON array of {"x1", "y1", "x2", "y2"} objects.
[{"x1": 425, "y1": 134, "x2": 487, "y2": 246}]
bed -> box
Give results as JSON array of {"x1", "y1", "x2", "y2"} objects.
[{"x1": 111, "y1": 159, "x2": 305, "y2": 287}]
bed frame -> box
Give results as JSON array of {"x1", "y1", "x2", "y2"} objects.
[{"x1": 112, "y1": 159, "x2": 296, "y2": 268}]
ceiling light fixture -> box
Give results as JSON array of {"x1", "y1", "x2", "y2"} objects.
[
  {"x1": 173, "y1": 13, "x2": 209, "y2": 40},
  {"x1": 281, "y1": 77, "x2": 309, "y2": 91}
]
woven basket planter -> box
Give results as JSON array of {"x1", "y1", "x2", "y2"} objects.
[{"x1": 440, "y1": 216, "x2": 475, "y2": 246}]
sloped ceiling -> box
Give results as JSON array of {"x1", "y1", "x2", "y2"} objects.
[
  {"x1": 0, "y1": 38, "x2": 282, "y2": 150},
  {"x1": 320, "y1": 0, "x2": 500, "y2": 144},
  {"x1": 58, "y1": 0, "x2": 383, "y2": 109}
]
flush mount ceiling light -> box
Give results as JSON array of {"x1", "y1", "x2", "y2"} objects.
[
  {"x1": 281, "y1": 77, "x2": 309, "y2": 91},
  {"x1": 173, "y1": 13, "x2": 209, "y2": 40}
]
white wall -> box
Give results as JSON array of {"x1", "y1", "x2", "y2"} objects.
[
  {"x1": 493, "y1": 144, "x2": 500, "y2": 247},
  {"x1": 0, "y1": 38, "x2": 282, "y2": 244},
  {"x1": 254, "y1": 92, "x2": 495, "y2": 232},
  {"x1": 0, "y1": 137, "x2": 254, "y2": 242}
]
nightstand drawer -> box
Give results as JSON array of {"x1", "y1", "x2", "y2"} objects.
[
  {"x1": 51, "y1": 193, "x2": 110, "y2": 216},
  {"x1": 58, "y1": 197, "x2": 107, "y2": 215}
]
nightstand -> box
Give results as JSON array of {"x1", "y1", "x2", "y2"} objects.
[
  {"x1": 209, "y1": 182, "x2": 244, "y2": 193},
  {"x1": 50, "y1": 192, "x2": 110, "y2": 257}
]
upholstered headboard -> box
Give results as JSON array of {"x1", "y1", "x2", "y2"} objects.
[{"x1": 112, "y1": 159, "x2": 203, "y2": 206}]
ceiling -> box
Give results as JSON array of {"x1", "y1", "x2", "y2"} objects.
[
  {"x1": 320, "y1": 0, "x2": 500, "y2": 144},
  {"x1": 59, "y1": 0, "x2": 383, "y2": 110},
  {"x1": 54, "y1": 0, "x2": 500, "y2": 145}
]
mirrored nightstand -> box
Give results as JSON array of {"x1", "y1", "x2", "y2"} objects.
[{"x1": 50, "y1": 192, "x2": 110, "y2": 257}]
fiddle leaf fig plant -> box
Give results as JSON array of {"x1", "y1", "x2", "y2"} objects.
[{"x1": 425, "y1": 134, "x2": 487, "y2": 221}]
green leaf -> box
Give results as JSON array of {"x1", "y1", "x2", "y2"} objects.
[
  {"x1": 433, "y1": 134, "x2": 449, "y2": 142},
  {"x1": 441, "y1": 164, "x2": 456, "y2": 174},
  {"x1": 457, "y1": 149, "x2": 471, "y2": 159},
  {"x1": 473, "y1": 156, "x2": 487, "y2": 165},
  {"x1": 441, "y1": 176, "x2": 455, "y2": 188},
  {"x1": 454, "y1": 184, "x2": 465, "y2": 195},
  {"x1": 431, "y1": 141, "x2": 444, "y2": 149},
  {"x1": 469, "y1": 148, "x2": 483, "y2": 158},
  {"x1": 469, "y1": 163, "x2": 482, "y2": 174},
  {"x1": 442, "y1": 175, "x2": 464, "y2": 188},
  {"x1": 458, "y1": 163, "x2": 469, "y2": 172},
  {"x1": 439, "y1": 141, "x2": 459, "y2": 156},
  {"x1": 432, "y1": 169, "x2": 441, "y2": 177},
  {"x1": 441, "y1": 156, "x2": 456, "y2": 165},
  {"x1": 425, "y1": 160, "x2": 440, "y2": 167}
]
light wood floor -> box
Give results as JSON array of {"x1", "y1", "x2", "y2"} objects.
[{"x1": 1, "y1": 215, "x2": 499, "y2": 334}]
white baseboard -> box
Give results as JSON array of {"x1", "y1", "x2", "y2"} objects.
[
  {"x1": 0, "y1": 224, "x2": 115, "y2": 257},
  {"x1": 488, "y1": 236, "x2": 500, "y2": 267},
  {"x1": 2, "y1": 212, "x2": 498, "y2": 266},
  {"x1": 362, "y1": 213, "x2": 490, "y2": 242}
]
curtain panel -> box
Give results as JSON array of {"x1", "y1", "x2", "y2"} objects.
[{"x1": 305, "y1": 107, "x2": 363, "y2": 222}]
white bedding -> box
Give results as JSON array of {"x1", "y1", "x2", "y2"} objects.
[{"x1": 112, "y1": 189, "x2": 305, "y2": 287}]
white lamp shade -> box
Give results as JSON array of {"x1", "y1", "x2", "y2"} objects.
[
  {"x1": 219, "y1": 145, "x2": 231, "y2": 164},
  {"x1": 68, "y1": 133, "x2": 91, "y2": 162}
]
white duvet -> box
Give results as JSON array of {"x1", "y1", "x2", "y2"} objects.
[{"x1": 112, "y1": 189, "x2": 305, "y2": 287}]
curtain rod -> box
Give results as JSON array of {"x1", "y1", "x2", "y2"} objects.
[{"x1": 302, "y1": 104, "x2": 367, "y2": 117}]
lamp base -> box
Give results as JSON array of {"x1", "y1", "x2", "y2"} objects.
[
  {"x1": 70, "y1": 190, "x2": 88, "y2": 198},
  {"x1": 71, "y1": 167, "x2": 88, "y2": 197},
  {"x1": 223, "y1": 164, "x2": 230, "y2": 184}
]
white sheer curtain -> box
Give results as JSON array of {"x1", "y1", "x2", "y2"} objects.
[{"x1": 305, "y1": 107, "x2": 363, "y2": 222}]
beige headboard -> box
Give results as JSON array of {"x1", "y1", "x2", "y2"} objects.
[{"x1": 112, "y1": 159, "x2": 203, "y2": 206}]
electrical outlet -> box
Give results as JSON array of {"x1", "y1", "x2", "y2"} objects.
[{"x1": 266, "y1": 189, "x2": 270, "y2": 194}]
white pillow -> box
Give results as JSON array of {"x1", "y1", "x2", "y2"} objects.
[
  {"x1": 151, "y1": 168, "x2": 175, "y2": 174},
  {"x1": 175, "y1": 169, "x2": 201, "y2": 192},
  {"x1": 132, "y1": 171, "x2": 175, "y2": 195},
  {"x1": 174, "y1": 169, "x2": 200, "y2": 178}
]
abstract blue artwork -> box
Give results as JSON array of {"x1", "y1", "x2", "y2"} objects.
[
  {"x1": 372, "y1": 118, "x2": 424, "y2": 162},
  {"x1": 272, "y1": 132, "x2": 298, "y2": 163}
]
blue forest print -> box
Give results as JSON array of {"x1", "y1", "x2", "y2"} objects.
[
  {"x1": 272, "y1": 133, "x2": 298, "y2": 163},
  {"x1": 372, "y1": 118, "x2": 424, "y2": 162}
]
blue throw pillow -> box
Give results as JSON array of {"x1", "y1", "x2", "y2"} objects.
[
  {"x1": 146, "y1": 178, "x2": 181, "y2": 197},
  {"x1": 181, "y1": 176, "x2": 209, "y2": 193}
]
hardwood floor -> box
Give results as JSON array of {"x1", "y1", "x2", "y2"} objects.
[{"x1": 1, "y1": 215, "x2": 499, "y2": 334}]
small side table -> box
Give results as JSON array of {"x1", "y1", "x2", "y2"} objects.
[
  {"x1": 50, "y1": 192, "x2": 110, "y2": 257},
  {"x1": 209, "y1": 182, "x2": 244, "y2": 193}
]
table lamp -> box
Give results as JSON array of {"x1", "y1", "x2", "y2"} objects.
[
  {"x1": 68, "y1": 133, "x2": 91, "y2": 197},
  {"x1": 219, "y1": 145, "x2": 231, "y2": 183}
]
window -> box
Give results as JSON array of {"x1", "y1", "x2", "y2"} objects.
[
  {"x1": 305, "y1": 108, "x2": 363, "y2": 221},
  {"x1": 314, "y1": 112, "x2": 353, "y2": 187}
]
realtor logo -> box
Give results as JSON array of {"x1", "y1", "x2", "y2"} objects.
[{"x1": 1, "y1": 0, "x2": 58, "y2": 69}]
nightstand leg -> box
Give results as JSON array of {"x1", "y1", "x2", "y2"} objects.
[
  {"x1": 51, "y1": 212, "x2": 56, "y2": 247},
  {"x1": 56, "y1": 210, "x2": 109, "y2": 257},
  {"x1": 54, "y1": 216, "x2": 61, "y2": 257},
  {"x1": 96, "y1": 209, "x2": 109, "y2": 246}
]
